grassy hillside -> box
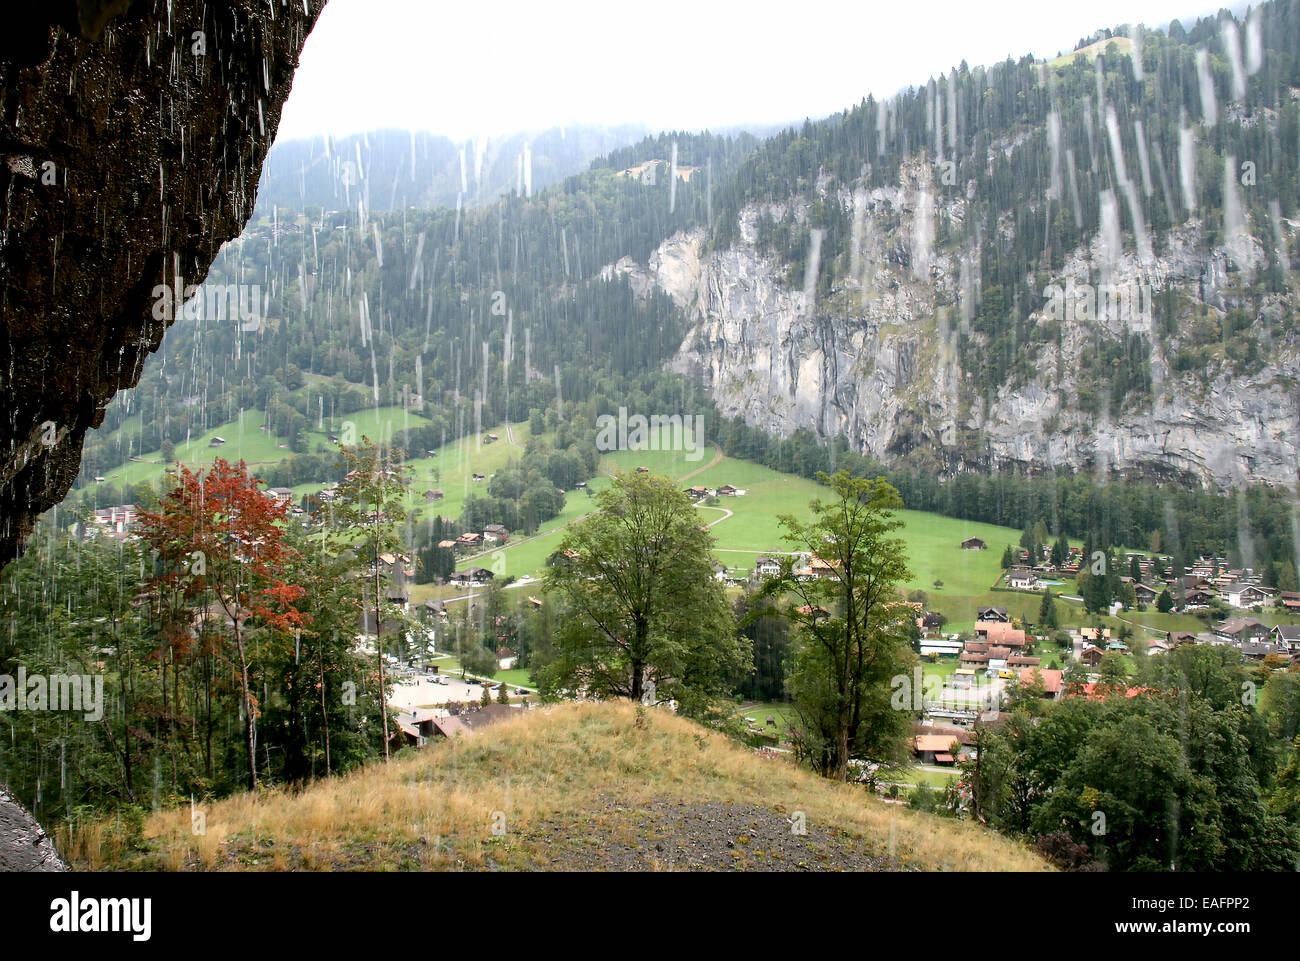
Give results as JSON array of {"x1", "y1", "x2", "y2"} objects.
[
  {"x1": 467, "y1": 442, "x2": 1038, "y2": 626},
  {"x1": 65, "y1": 702, "x2": 1049, "y2": 872},
  {"x1": 93, "y1": 405, "x2": 430, "y2": 490}
]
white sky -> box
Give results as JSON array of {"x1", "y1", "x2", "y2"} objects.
[{"x1": 276, "y1": 0, "x2": 1239, "y2": 143}]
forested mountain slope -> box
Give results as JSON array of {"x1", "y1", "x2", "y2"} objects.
[{"x1": 624, "y1": 2, "x2": 1300, "y2": 490}]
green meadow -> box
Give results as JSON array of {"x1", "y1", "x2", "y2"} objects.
[{"x1": 92, "y1": 408, "x2": 1287, "y2": 643}]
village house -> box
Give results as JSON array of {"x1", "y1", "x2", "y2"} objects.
[
  {"x1": 1079, "y1": 627, "x2": 1112, "y2": 645},
  {"x1": 1214, "y1": 617, "x2": 1270, "y2": 645},
  {"x1": 1240, "y1": 640, "x2": 1286, "y2": 660},
  {"x1": 1017, "y1": 668, "x2": 1064, "y2": 700},
  {"x1": 1132, "y1": 582, "x2": 1159, "y2": 605},
  {"x1": 960, "y1": 536, "x2": 987, "y2": 550},
  {"x1": 1267, "y1": 624, "x2": 1300, "y2": 653},
  {"x1": 424, "y1": 489, "x2": 444, "y2": 502},
  {"x1": 911, "y1": 734, "x2": 962, "y2": 766},
  {"x1": 455, "y1": 532, "x2": 483, "y2": 551},
  {"x1": 209, "y1": 435, "x2": 226, "y2": 447},
  {"x1": 448, "y1": 567, "x2": 495, "y2": 587},
  {"x1": 1080, "y1": 644, "x2": 1105, "y2": 667},
  {"x1": 472, "y1": 472, "x2": 486, "y2": 481},
  {"x1": 1278, "y1": 591, "x2": 1300, "y2": 613},
  {"x1": 753, "y1": 556, "x2": 782, "y2": 579},
  {"x1": 482, "y1": 524, "x2": 510, "y2": 543},
  {"x1": 975, "y1": 622, "x2": 1026, "y2": 648},
  {"x1": 1181, "y1": 587, "x2": 1216, "y2": 611},
  {"x1": 430, "y1": 703, "x2": 523, "y2": 739},
  {"x1": 976, "y1": 606, "x2": 1009, "y2": 623},
  {"x1": 1222, "y1": 583, "x2": 1273, "y2": 608},
  {"x1": 358, "y1": 609, "x2": 405, "y2": 637},
  {"x1": 684, "y1": 485, "x2": 710, "y2": 499},
  {"x1": 265, "y1": 486, "x2": 294, "y2": 506},
  {"x1": 716, "y1": 484, "x2": 738, "y2": 496},
  {"x1": 1006, "y1": 654, "x2": 1042, "y2": 669},
  {"x1": 1007, "y1": 569, "x2": 1040, "y2": 590},
  {"x1": 807, "y1": 554, "x2": 837, "y2": 579},
  {"x1": 89, "y1": 504, "x2": 139, "y2": 538},
  {"x1": 987, "y1": 646, "x2": 1013, "y2": 671},
  {"x1": 919, "y1": 637, "x2": 963, "y2": 657}
]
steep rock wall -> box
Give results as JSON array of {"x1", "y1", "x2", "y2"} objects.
[
  {"x1": 0, "y1": 0, "x2": 326, "y2": 569},
  {"x1": 608, "y1": 165, "x2": 1300, "y2": 491}
]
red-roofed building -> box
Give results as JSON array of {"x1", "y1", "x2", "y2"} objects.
[
  {"x1": 1017, "y1": 668, "x2": 1064, "y2": 699},
  {"x1": 1071, "y1": 683, "x2": 1155, "y2": 702}
]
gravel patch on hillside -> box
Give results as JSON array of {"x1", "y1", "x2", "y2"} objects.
[{"x1": 511, "y1": 796, "x2": 908, "y2": 872}]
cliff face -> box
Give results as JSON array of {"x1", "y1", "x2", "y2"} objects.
[
  {"x1": 608, "y1": 160, "x2": 1300, "y2": 491},
  {"x1": 0, "y1": 788, "x2": 67, "y2": 871},
  {"x1": 0, "y1": 0, "x2": 326, "y2": 569}
]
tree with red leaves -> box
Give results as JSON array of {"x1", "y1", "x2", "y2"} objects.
[{"x1": 139, "y1": 458, "x2": 305, "y2": 793}]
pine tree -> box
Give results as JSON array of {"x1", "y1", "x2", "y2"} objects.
[{"x1": 1039, "y1": 590, "x2": 1058, "y2": 629}]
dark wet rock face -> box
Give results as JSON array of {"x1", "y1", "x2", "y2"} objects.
[
  {"x1": 0, "y1": 787, "x2": 68, "y2": 871},
  {"x1": 0, "y1": 0, "x2": 326, "y2": 570}
]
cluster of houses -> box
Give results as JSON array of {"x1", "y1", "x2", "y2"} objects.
[
  {"x1": 85, "y1": 504, "x2": 139, "y2": 539},
  {"x1": 392, "y1": 702, "x2": 525, "y2": 749},
  {"x1": 437, "y1": 523, "x2": 510, "y2": 557},
  {"x1": 1161, "y1": 617, "x2": 1300, "y2": 660},
  {"x1": 683, "y1": 483, "x2": 747, "y2": 499},
  {"x1": 992, "y1": 541, "x2": 1297, "y2": 616},
  {"x1": 1168, "y1": 568, "x2": 1296, "y2": 613}
]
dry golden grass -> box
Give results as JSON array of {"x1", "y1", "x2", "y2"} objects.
[{"x1": 64, "y1": 701, "x2": 1049, "y2": 872}]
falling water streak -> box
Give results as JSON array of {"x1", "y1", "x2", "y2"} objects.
[
  {"x1": 911, "y1": 183, "x2": 933, "y2": 282},
  {"x1": 1245, "y1": 8, "x2": 1263, "y2": 74},
  {"x1": 1046, "y1": 111, "x2": 1062, "y2": 201},
  {"x1": 1195, "y1": 49, "x2": 1217, "y2": 126},
  {"x1": 1133, "y1": 120, "x2": 1153, "y2": 198},
  {"x1": 669, "y1": 142, "x2": 678, "y2": 215},
  {"x1": 802, "y1": 228, "x2": 824, "y2": 314},
  {"x1": 1220, "y1": 19, "x2": 1246, "y2": 100},
  {"x1": 1221, "y1": 153, "x2": 1251, "y2": 282},
  {"x1": 1064, "y1": 148, "x2": 1082, "y2": 225},
  {"x1": 849, "y1": 190, "x2": 866, "y2": 281},
  {"x1": 1178, "y1": 120, "x2": 1197, "y2": 217},
  {"x1": 1270, "y1": 200, "x2": 1291, "y2": 270}
]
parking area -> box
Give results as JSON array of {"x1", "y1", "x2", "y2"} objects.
[{"x1": 389, "y1": 672, "x2": 490, "y2": 709}]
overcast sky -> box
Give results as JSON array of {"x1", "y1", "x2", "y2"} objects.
[{"x1": 276, "y1": 0, "x2": 1240, "y2": 144}]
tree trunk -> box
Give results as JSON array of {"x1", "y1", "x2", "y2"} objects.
[
  {"x1": 318, "y1": 648, "x2": 332, "y2": 776},
  {"x1": 235, "y1": 626, "x2": 257, "y2": 793},
  {"x1": 375, "y1": 536, "x2": 390, "y2": 761}
]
